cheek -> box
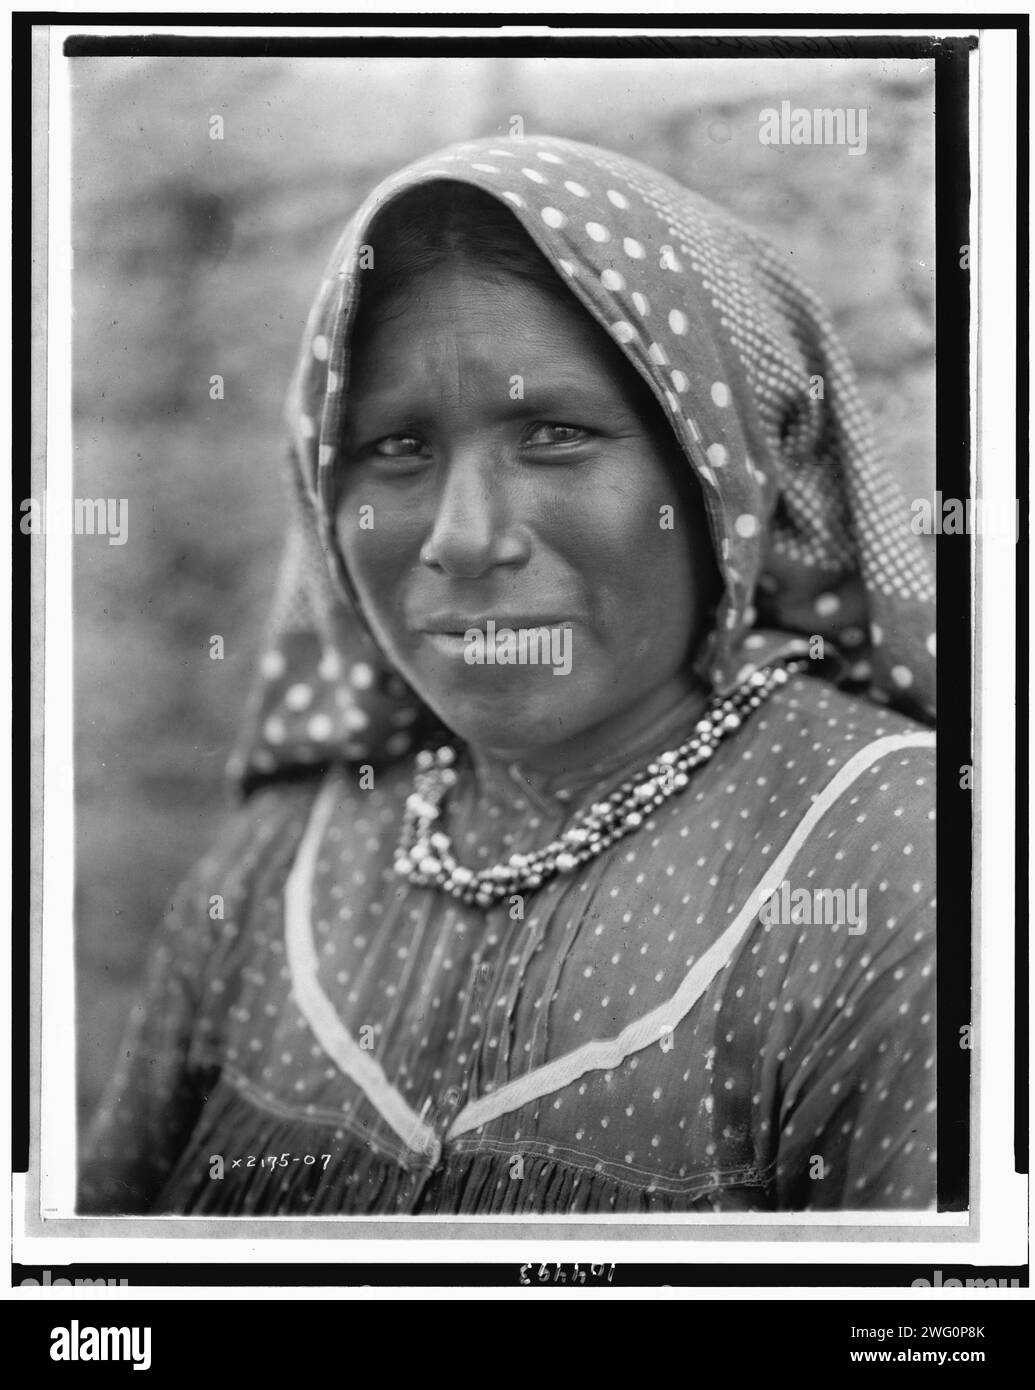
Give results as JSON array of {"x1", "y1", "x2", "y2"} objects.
[
  {"x1": 336, "y1": 504, "x2": 419, "y2": 625},
  {"x1": 338, "y1": 473, "x2": 410, "y2": 546},
  {"x1": 571, "y1": 468, "x2": 703, "y2": 628}
]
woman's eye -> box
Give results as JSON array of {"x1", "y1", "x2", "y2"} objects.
[
  {"x1": 524, "y1": 422, "x2": 591, "y2": 448},
  {"x1": 373, "y1": 435, "x2": 427, "y2": 458}
]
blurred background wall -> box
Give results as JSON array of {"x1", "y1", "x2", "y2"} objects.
[{"x1": 72, "y1": 54, "x2": 935, "y2": 1128}]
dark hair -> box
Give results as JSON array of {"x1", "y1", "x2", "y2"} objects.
[{"x1": 351, "y1": 180, "x2": 570, "y2": 333}]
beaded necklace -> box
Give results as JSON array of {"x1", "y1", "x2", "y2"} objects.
[{"x1": 393, "y1": 663, "x2": 791, "y2": 907}]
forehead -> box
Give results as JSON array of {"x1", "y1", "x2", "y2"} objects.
[{"x1": 347, "y1": 264, "x2": 650, "y2": 401}]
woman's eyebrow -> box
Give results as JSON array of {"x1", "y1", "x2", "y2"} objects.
[{"x1": 340, "y1": 381, "x2": 429, "y2": 423}]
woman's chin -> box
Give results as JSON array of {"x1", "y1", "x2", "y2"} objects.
[{"x1": 421, "y1": 680, "x2": 598, "y2": 760}]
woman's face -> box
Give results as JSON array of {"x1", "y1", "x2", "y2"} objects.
[{"x1": 336, "y1": 262, "x2": 717, "y2": 761}]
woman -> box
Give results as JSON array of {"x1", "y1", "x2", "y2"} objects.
[{"x1": 79, "y1": 135, "x2": 937, "y2": 1216}]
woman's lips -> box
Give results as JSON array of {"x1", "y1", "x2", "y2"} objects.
[
  {"x1": 419, "y1": 621, "x2": 574, "y2": 661},
  {"x1": 416, "y1": 613, "x2": 571, "y2": 633},
  {"x1": 422, "y1": 632, "x2": 471, "y2": 659}
]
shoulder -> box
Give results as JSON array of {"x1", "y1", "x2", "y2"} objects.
[
  {"x1": 725, "y1": 685, "x2": 937, "y2": 1058},
  {"x1": 691, "y1": 674, "x2": 936, "y2": 943},
  {"x1": 148, "y1": 779, "x2": 327, "y2": 974},
  {"x1": 165, "y1": 759, "x2": 415, "y2": 968},
  {"x1": 765, "y1": 672, "x2": 934, "y2": 752},
  {"x1": 648, "y1": 675, "x2": 934, "y2": 884},
  {"x1": 762, "y1": 676, "x2": 935, "y2": 864},
  {"x1": 184, "y1": 777, "x2": 326, "y2": 903},
  {"x1": 744, "y1": 680, "x2": 937, "y2": 964},
  {"x1": 732, "y1": 673, "x2": 935, "y2": 808},
  {"x1": 201, "y1": 756, "x2": 416, "y2": 864}
]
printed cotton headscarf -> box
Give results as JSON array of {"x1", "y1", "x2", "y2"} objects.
[{"x1": 229, "y1": 135, "x2": 936, "y2": 789}]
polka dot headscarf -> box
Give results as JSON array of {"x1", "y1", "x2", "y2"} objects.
[{"x1": 230, "y1": 135, "x2": 936, "y2": 789}]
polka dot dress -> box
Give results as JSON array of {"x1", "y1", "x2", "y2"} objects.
[
  {"x1": 230, "y1": 134, "x2": 935, "y2": 788},
  {"x1": 79, "y1": 677, "x2": 937, "y2": 1215}
]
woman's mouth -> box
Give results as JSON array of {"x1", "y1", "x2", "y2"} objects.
[
  {"x1": 418, "y1": 620, "x2": 575, "y2": 668},
  {"x1": 422, "y1": 632, "x2": 471, "y2": 659}
]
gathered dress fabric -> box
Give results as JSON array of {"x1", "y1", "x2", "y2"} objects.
[{"x1": 80, "y1": 676, "x2": 936, "y2": 1215}]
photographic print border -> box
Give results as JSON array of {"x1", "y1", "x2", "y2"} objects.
[{"x1": 10, "y1": 11, "x2": 1026, "y2": 1292}]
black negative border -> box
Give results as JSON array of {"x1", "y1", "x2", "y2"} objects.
[
  {"x1": 9, "y1": 1259, "x2": 1031, "y2": 1287},
  {"x1": 933, "y1": 38, "x2": 971, "y2": 1213}
]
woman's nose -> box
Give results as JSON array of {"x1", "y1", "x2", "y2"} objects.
[{"x1": 419, "y1": 454, "x2": 528, "y2": 579}]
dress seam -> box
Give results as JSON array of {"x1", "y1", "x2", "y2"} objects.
[
  {"x1": 447, "y1": 1132, "x2": 776, "y2": 1196},
  {"x1": 220, "y1": 1065, "x2": 423, "y2": 1168}
]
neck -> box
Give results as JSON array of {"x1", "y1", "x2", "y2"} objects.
[{"x1": 467, "y1": 669, "x2": 710, "y2": 794}]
